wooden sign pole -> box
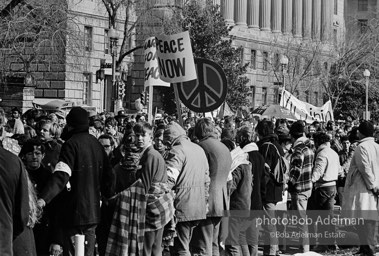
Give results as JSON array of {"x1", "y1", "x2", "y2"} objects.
[
  {"x1": 173, "y1": 84, "x2": 183, "y2": 126},
  {"x1": 148, "y1": 85, "x2": 154, "y2": 125}
]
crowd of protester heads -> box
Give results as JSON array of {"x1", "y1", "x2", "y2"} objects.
[{"x1": 2, "y1": 105, "x2": 379, "y2": 256}]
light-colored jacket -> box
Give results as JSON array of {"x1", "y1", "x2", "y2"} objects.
[
  {"x1": 342, "y1": 137, "x2": 379, "y2": 220},
  {"x1": 312, "y1": 142, "x2": 340, "y2": 189}
]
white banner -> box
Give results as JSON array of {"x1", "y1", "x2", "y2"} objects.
[
  {"x1": 144, "y1": 37, "x2": 170, "y2": 88},
  {"x1": 156, "y1": 31, "x2": 197, "y2": 83},
  {"x1": 280, "y1": 90, "x2": 334, "y2": 123}
]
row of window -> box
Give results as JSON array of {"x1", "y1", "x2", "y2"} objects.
[
  {"x1": 84, "y1": 26, "x2": 125, "y2": 54},
  {"x1": 248, "y1": 86, "x2": 319, "y2": 106},
  {"x1": 247, "y1": 49, "x2": 329, "y2": 74}
]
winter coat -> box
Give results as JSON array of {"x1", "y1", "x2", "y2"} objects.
[
  {"x1": 243, "y1": 142, "x2": 266, "y2": 211},
  {"x1": 40, "y1": 129, "x2": 113, "y2": 227},
  {"x1": 311, "y1": 142, "x2": 340, "y2": 189},
  {"x1": 164, "y1": 122, "x2": 210, "y2": 222},
  {"x1": 198, "y1": 136, "x2": 232, "y2": 217},
  {"x1": 0, "y1": 147, "x2": 29, "y2": 256},
  {"x1": 257, "y1": 134, "x2": 285, "y2": 204},
  {"x1": 343, "y1": 137, "x2": 379, "y2": 220},
  {"x1": 42, "y1": 139, "x2": 61, "y2": 173}
]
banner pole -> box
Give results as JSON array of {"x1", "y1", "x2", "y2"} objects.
[
  {"x1": 173, "y1": 84, "x2": 183, "y2": 126},
  {"x1": 148, "y1": 85, "x2": 153, "y2": 125}
]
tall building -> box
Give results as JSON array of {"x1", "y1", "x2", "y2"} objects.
[
  {"x1": 345, "y1": 0, "x2": 378, "y2": 35},
  {"x1": 0, "y1": 0, "x2": 131, "y2": 112},
  {"x1": 219, "y1": 0, "x2": 345, "y2": 109}
]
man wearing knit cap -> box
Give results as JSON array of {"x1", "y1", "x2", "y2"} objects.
[
  {"x1": 343, "y1": 120, "x2": 379, "y2": 256},
  {"x1": 37, "y1": 107, "x2": 113, "y2": 256},
  {"x1": 163, "y1": 121, "x2": 210, "y2": 255}
]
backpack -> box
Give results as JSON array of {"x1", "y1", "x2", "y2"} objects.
[{"x1": 263, "y1": 142, "x2": 289, "y2": 185}]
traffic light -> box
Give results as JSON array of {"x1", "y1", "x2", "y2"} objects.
[
  {"x1": 145, "y1": 91, "x2": 149, "y2": 106},
  {"x1": 141, "y1": 92, "x2": 145, "y2": 105},
  {"x1": 117, "y1": 81, "x2": 125, "y2": 99}
]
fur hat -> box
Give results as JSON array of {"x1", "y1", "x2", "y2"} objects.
[
  {"x1": 358, "y1": 121, "x2": 374, "y2": 137},
  {"x1": 66, "y1": 107, "x2": 89, "y2": 128}
]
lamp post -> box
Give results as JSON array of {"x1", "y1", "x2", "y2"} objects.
[
  {"x1": 279, "y1": 55, "x2": 289, "y2": 104},
  {"x1": 108, "y1": 27, "x2": 119, "y2": 111},
  {"x1": 363, "y1": 69, "x2": 370, "y2": 120},
  {"x1": 280, "y1": 55, "x2": 289, "y2": 91}
]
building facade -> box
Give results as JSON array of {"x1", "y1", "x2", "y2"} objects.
[{"x1": 218, "y1": 0, "x2": 345, "y2": 108}]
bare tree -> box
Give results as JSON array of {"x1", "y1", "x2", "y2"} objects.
[
  {"x1": 101, "y1": 0, "x2": 183, "y2": 70},
  {"x1": 0, "y1": 0, "x2": 82, "y2": 79}
]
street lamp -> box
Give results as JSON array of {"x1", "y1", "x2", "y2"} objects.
[
  {"x1": 363, "y1": 69, "x2": 370, "y2": 120},
  {"x1": 280, "y1": 55, "x2": 289, "y2": 91},
  {"x1": 108, "y1": 27, "x2": 120, "y2": 111}
]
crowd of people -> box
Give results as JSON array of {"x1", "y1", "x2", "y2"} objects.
[{"x1": 1, "y1": 105, "x2": 379, "y2": 256}]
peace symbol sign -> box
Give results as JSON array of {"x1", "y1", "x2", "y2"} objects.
[{"x1": 176, "y1": 58, "x2": 227, "y2": 113}]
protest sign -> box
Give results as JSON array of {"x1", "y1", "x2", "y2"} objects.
[
  {"x1": 155, "y1": 31, "x2": 197, "y2": 83},
  {"x1": 144, "y1": 37, "x2": 170, "y2": 88},
  {"x1": 280, "y1": 90, "x2": 334, "y2": 123}
]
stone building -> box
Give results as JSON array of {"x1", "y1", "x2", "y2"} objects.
[
  {"x1": 219, "y1": 0, "x2": 345, "y2": 108},
  {"x1": 0, "y1": 0, "x2": 131, "y2": 113}
]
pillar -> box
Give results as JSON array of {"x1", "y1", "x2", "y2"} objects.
[
  {"x1": 293, "y1": 0, "x2": 302, "y2": 37},
  {"x1": 303, "y1": 0, "x2": 312, "y2": 38},
  {"x1": 235, "y1": 0, "x2": 248, "y2": 26},
  {"x1": 312, "y1": 0, "x2": 321, "y2": 40},
  {"x1": 271, "y1": 0, "x2": 282, "y2": 33},
  {"x1": 321, "y1": 0, "x2": 332, "y2": 41},
  {"x1": 282, "y1": 0, "x2": 292, "y2": 34},
  {"x1": 260, "y1": 0, "x2": 271, "y2": 31},
  {"x1": 247, "y1": 0, "x2": 260, "y2": 29},
  {"x1": 222, "y1": 0, "x2": 234, "y2": 25}
]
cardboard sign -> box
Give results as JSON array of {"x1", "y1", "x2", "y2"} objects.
[
  {"x1": 156, "y1": 31, "x2": 197, "y2": 83},
  {"x1": 280, "y1": 90, "x2": 334, "y2": 123},
  {"x1": 144, "y1": 37, "x2": 170, "y2": 88}
]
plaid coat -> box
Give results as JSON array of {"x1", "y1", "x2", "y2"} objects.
[
  {"x1": 105, "y1": 180, "x2": 146, "y2": 256},
  {"x1": 105, "y1": 180, "x2": 174, "y2": 256},
  {"x1": 288, "y1": 136, "x2": 314, "y2": 193}
]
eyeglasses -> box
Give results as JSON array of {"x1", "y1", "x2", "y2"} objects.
[{"x1": 103, "y1": 145, "x2": 111, "y2": 148}]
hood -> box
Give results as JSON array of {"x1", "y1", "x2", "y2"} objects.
[
  {"x1": 242, "y1": 142, "x2": 259, "y2": 153},
  {"x1": 293, "y1": 136, "x2": 311, "y2": 148},
  {"x1": 164, "y1": 122, "x2": 187, "y2": 145}
]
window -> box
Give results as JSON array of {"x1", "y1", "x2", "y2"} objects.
[
  {"x1": 250, "y1": 50, "x2": 257, "y2": 69},
  {"x1": 262, "y1": 87, "x2": 267, "y2": 105},
  {"x1": 334, "y1": 0, "x2": 338, "y2": 15},
  {"x1": 274, "y1": 53, "x2": 280, "y2": 71},
  {"x1": 104, "y1": 29, "x2": 110, "y2": 54},
  {"x1": 305, "y1": 90, "x2": 310, "y2": 103},
  {"x1": 333, "y1": 29, "x2": 338, "y2": 45},
  {"x1": 84, "y1": 26, "x2": 93, "y2": 52},
  {"x1": 295, "y1": 57, "x2": 301, "y2": 75},
  {"x1": 273, "y1": 87, "x2": 279, "y2": 104},
  {"x1": 263, "y1": 52, "x2": 269, "y2": 71},
  {"x1": 358, "y1": 19, "x2": 368, "y2": 34},
  {"x1": 314, "y1": 91, "x2": 319, "y2": 106},
  {"x1": 314, "y1": 61, "x2": 321, "y2": 75},
  {"x1": 358, "y1": 0, "x2": 368, "y2": 11},
  {"x1": 83, "y1": 73, "x2": 93, "y2": 105},
  {"x1": 240, "y1": 47, "x2": 245, "y2": 64},
  {"x1": 250, "y1": 86, "x2": 256, "y2": 107}
]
